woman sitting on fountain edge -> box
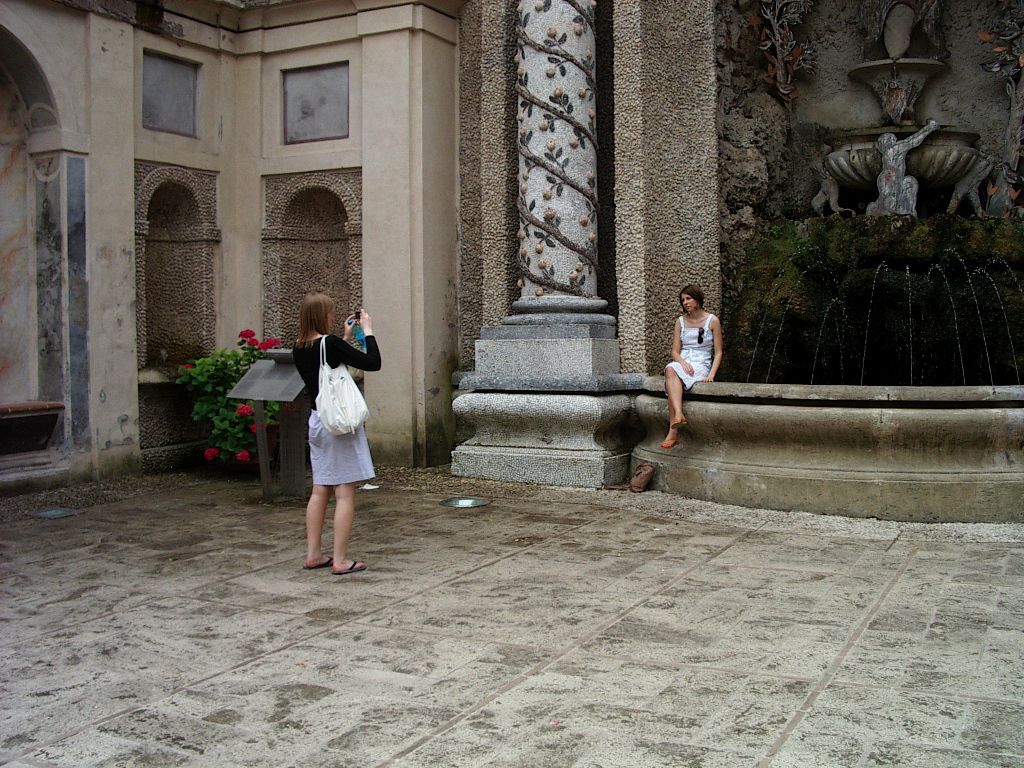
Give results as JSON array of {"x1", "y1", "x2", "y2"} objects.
[{"x1": 661, "y1": 284, "x2": 724, "y2": 450}]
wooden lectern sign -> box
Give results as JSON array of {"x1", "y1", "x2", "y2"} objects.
[{"x1": 227, "y1": 349, "x2": 307, "y2": 499}]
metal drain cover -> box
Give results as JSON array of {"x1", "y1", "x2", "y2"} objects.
[
  {"x1": 34, "y1": 508, "x2": 79, "y2": 519},
  {"x1": 440, "y1": 497, "x2": 490, "y2": 508}
]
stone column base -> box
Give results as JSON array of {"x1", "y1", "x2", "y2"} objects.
[{"x1": 452, "y1": 393, "x2": 641, "y2": 488}]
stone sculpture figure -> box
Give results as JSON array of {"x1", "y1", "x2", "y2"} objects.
[
  {"x1": 946, "y1": 152, "x2": 996, "y2": 217},
  {"x1": 866, "y1": 118, "x2": 940, "y2": 217},
  {"x1": 860, "y1": 0, "x2": 948, "y2": 60},
  {"x1": 811, "y1": 146, "x2": 853, "y2": 216}
]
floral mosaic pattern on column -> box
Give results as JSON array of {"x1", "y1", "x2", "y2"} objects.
[{"x1": 515, "y1": 0, "x2": 599, "y2": 299}]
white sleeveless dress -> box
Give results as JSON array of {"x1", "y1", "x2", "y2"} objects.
[{"x1": 665, "y1": 313, "x2": 715, "y2": 390}]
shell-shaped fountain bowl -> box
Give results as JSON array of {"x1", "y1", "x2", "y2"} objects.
[{"x1": 825, "y1": 127, "x2": 980, "y2": 191}]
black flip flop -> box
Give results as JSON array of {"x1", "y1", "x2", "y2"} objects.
[
  {"x1": 332, "y1": 560, "x2": 367, "y2": 576},
  {"x1": 303, "y1": 556, "x2": 333, "y2": 570}
]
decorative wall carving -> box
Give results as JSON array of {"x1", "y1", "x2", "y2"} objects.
[
  {"x1": 754, "y1": 0, "x2": 817, "y2": 108},
  {"x1": 262, "y1": 170, "x2": 362, "y2": 342},
  {"x1": 134, "y1": 162, "x2": 219, "y2": 369}
]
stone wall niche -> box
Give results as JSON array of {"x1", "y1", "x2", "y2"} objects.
[
  {"x1": 134, "y1": 164, "x2": 218, "y2": 368},
  {"x1": 134, "y1": 163, "x2": 219, "y2": 470},
  {"x1": 262, "y1": 171, "x2": 363, "y2": 343}
]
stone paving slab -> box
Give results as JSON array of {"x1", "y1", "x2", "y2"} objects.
[{"x1": 1, "y1": 470, "x2": 1023, "y2": 767}]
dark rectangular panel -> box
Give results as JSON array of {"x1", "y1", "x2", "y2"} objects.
[
  {"x1": 35, "y1": 164, "x2": 64, "y2": 409},
  {"x1": 67, "y1": 156, "x2": 89, "y2": 448}
]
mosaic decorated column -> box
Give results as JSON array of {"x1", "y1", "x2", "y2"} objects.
[
  {"x1": 454, "y1": 0, "x2": 645, "y2": 489},
  {"x1": 514, "y1": 0, "x2": 600, "y2": 305}
]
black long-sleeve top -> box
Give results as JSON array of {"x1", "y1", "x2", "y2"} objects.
[{"x1": 292, "y1": 334, "x2": 381, "y2": 410}]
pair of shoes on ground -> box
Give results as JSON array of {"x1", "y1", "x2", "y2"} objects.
[
  {"x1": 303, "y1": 556, "x2": 368, "y2": 575},
  {"x1": 659, "y1": 419, "x2": 688, "y2": 449}
]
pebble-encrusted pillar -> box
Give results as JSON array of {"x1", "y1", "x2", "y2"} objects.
[
  {"x1": 454, "y1": 0, "x2": 645, "y2": 489},
  {"x1": 514, "y1": 0, "x2": 599, "y2": 303}
]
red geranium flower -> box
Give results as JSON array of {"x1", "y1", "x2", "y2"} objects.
[
  {"x1": 247, "y1": 337, "x2": 259, "y2": 347},
  {"x1": 235, "y1": 450, "x2": 251, "y2": 462},
  {"x1": 236, "y1": 403, "x2": 254, "y2": 417},
  {"x1": 239, "y1": 329, "x2": 256, "y2": 339},
  {"x1": 203, "y1": 447, "x2": 221, "y2": 462},
  {"x1": 182, "y1": 363, "x2": 194, "y2": 370},
  {"x1": 249, "y1": 423, "x2": 258, "y2": 433}
]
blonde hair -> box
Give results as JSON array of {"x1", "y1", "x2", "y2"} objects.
[{"x1": 296, "y1": 291, "x2": 335, "y2": 347}]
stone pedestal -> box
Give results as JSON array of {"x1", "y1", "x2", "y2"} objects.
[
  {"x1": 452, "y1": 392, "x2": 640, "y2": 488},
  {"x1": 453, "y1": 302, "x2": 644, "y2": 488}
]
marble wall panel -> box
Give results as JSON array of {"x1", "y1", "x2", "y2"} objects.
[
  {"x1": 142, "y1": 52, "x2": 197, "y2": 137},
  {"x1": 34, "y1": 156, "x2": 64, "y2": 409},
  {"x1": 283, "y1": 62, "x2": 349, "y2": 144}
]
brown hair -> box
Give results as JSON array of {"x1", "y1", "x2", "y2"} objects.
[
  {"x1": 296, "y1": 291, "x2": 335, "y2": 347},
  {"x1": 678, "y1": 284, "x2": 705, "y2": 309}
]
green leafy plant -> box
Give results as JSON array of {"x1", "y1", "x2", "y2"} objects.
[{"x1": 176, "y1": 330, "x2": 282, "y2": 463}]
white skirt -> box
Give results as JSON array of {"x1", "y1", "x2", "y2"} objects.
[
  {"x1": 308, "y1": 410, "x2": 375, "y2": 486},
  {"x1": 666, "y1": 358, "x2": 711, "y2": 391}
]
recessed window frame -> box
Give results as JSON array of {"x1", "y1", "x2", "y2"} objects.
[
  {"x1": 282, "y1": 61, "x2": 350, "y2": 145},
  {"x1": 141, "y1": 50, "x2": 199, "y2": 138}
]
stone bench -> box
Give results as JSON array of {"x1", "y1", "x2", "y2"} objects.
[{"x1": 0, "y1": 401, "x2": 64, "y2": 456}]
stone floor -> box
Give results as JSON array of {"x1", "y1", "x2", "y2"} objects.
[{"x1": 1, "y1": 469, "x2": 1023, "y2": 767}]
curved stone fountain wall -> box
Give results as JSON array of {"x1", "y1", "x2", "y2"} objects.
[{"x1": 634, "y1": 381, "x2": 1024, "y2": 522}]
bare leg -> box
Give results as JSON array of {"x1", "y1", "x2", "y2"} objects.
[
  {"x1": 666, "y1": 368, "x2": 686, "y2": 425},
  {"x1": 661, "y1": 368, "x2": 686, "y2": 448},
  {"x1": 305, "y1": 485, "x2": 331, "y2": 566},
  {"x1": 331, "y1": 482, "x2": 363, "y2": 570}
]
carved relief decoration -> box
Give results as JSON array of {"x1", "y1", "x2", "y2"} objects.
[{"x1": 753, "y1": 0, "x2": 817, "y2": 109}]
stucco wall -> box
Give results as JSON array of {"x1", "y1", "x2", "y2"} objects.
[
  {"x1": 0, "y1": 0, "x2": 465, "y2": 484},
  {"x1": 612, "y1": 0, "x2": 721, "y2": 375}
]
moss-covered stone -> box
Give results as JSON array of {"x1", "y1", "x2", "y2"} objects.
[{"x1": 722, "y1": 216, "x2": 1024, "y2": 385}]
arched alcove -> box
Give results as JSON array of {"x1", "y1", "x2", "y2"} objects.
[
  {"x1": 0, "y1": 26, "x2": 58, "y2": 133},
  {"x1": 0, "y1": 66, "x2": 31, "y2": 403},
  {"x1": 262, "y1": 171, "x2": 363, "y2": 343},
  {"x1": 134, "y1": 164, "x2": 219, "y2": 370},
  {"x1": 133, "y1": 163, "x2": 218, "y2": 470},
  {"x1": 140, "y1": 181, "x2": 213, "y2": 366}
]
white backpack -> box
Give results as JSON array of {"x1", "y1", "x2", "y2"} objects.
[{"x1": 315, "y1": 337, "x2": 369, "y2": 435}]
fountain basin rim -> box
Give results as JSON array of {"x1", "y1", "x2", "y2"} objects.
[
  {"x1": 848, "y1": 58, "x2": 948, "y2": 81},
  {"x1": 641, "y1": 378, "x2": 1024, "y2": 406},
  {"x1": 829, "y1": 126, "x2": 980, "y2": 145}
]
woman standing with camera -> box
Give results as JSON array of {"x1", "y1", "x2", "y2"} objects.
[{"x1": 292, "y1": 291, "x2": 381, "y2": 575}]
